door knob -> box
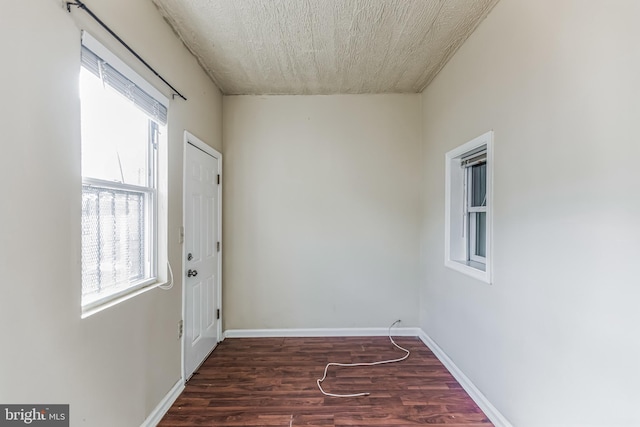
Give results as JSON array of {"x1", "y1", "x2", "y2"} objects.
[
  {"x1": 187, "y1": 253, "x2": 193, "y2": 261},
  {"x1": 187, "y1": 269, "x2": 198, "y2": 277}
]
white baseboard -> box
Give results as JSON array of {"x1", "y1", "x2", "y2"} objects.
[
  {"x1": 140, "y1": 378, "x2": 184, "y2": 427},
  {"x1": 417, "y1": 330, "x2": 512, "y2": 427},
  {"x1": 224, "y1": 327, "x2": 422, "y2": 338}
]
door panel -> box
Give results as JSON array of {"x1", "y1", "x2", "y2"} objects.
[
  {"x1": 184, "y1": 140, "x2": 220, "y2": 380},
  {"x1": 191, "y1": 195, "x2": 201, "y2": 261},
  {"x1": 192, "y1": 282, "x2": 202, "y2": 344}
]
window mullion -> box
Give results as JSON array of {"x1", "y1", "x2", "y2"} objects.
[
  {"x1": 468, "y1": 206, "x2": 487, "y2": 213},
  {"x1": 83, "y1": 177, "x2": 153, "y2": 194}
]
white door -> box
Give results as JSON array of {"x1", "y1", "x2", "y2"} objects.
[{"x1": 184, "y1": 135, "x2": 221, "y2": 380}]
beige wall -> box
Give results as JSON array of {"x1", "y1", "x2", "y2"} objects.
[
  {"x1": 223, "y1": 95, "x2": 421, "y2": 330},
  {"x1": 0, "y1": 1, "x2": 221, "y2": 425},
  {"x1": 419, "y1": 0, "x2": 640, "y2": 425}
]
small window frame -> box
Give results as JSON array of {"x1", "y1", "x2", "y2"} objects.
[
  {"x1": 444, "y1": 131, "x2": 493, "y2": 283},
  {"x1": 466, "y1": 159, "x2": 487, "y2": 264}
]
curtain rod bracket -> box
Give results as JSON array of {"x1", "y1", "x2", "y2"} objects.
[
  {"x1": 66, "y1": 0, "x2": 187, "y2": 101},
  {"x1": 66, "y1": 2, "x2": 81, "y2": 13}
]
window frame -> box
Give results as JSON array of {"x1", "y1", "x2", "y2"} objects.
[
  {"x1": 466, "y1": 159, "x2": 487, "y2": 264},
  {"x1": 80, "y1": 32, "x2": 168, "y2": 314},
  {"x1": 444, "y1": 131, "x2": 493, "y2": 283}
]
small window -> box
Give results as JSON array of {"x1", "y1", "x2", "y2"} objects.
[
  {"x1": 80, "y1": 33, "x2": 168, "y2": 311},
  {"x1": 445, "y1": 131, "x2": 493, "y2": 283}
]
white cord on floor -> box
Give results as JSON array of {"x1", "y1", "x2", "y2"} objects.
[{"x1": 316, "y1": 320, "x2": 410, "y2": 398}]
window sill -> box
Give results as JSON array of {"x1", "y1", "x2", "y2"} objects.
[
  {"x1": 445, "y1": 259, "x2": 491, "y2": 284},
  {"x1": 81, "y1": 281, "x2": 168, "y2": 319}
]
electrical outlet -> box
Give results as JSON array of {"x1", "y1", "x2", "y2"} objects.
[{"x1": 178, "y1": 319, "x2": 183, "y2": 340}]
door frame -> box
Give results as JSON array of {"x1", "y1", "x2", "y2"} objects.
[{"x1": 181, "y1": 130, "x2": 223, "y2": 382}]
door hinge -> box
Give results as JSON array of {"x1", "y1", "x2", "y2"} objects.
[
  {"x1": 178, "y1": 319, "x2": 183, "y2": 340},
  {"x1": 217, "y1": 241, "x2": 220, "y2": 252},
  {"x1": 217, "y1": 174, "x2": 220, "y2": 185},
  {"x1": 216, "y1": 309, "x2": 220, "y2": 320}
]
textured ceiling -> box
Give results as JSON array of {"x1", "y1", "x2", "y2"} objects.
[{"x1": 152, "y1": 0, "x2": 499, "y2": 95}]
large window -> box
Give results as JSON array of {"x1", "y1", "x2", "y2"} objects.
[
  {"x1": 445, "y1": 131, "x2": 493, "y2": 283},
  {"x1": 80, "y1": 33, "x2": 168, "y2": 311}
]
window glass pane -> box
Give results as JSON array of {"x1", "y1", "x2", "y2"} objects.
[
  {"x1": 471, "y1": 163, "x2": 486, "y2": 207},
  {"x1": 475, "y1": 212, "x2": 486, "y2": 257},
  {"x1": 81, "y1": 186, "x2": 146, "y2": 302},
  {"x1": 80, "y1": 68, "x2": 150, "y2": 186}
]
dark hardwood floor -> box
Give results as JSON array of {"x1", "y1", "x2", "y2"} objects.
[{"x1": 160, "y1": 336, "x2": 492, "y2": 426}]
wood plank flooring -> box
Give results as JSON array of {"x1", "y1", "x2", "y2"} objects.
[{"x1": 160, "y1": 336, "x2": 492, "y2": 426}]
